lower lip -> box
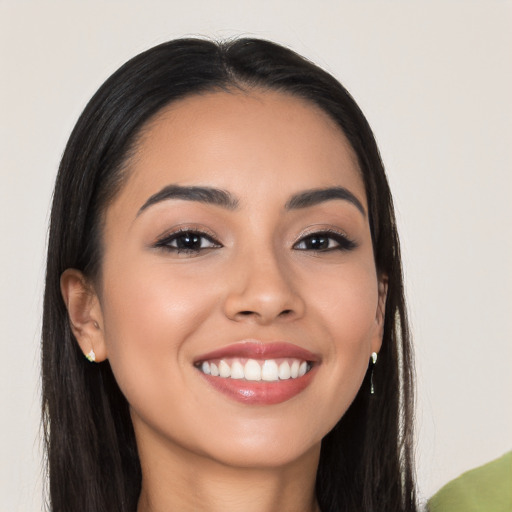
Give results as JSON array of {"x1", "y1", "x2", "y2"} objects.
[{"x1": 198, "y1": 366, "x2": 317, "y2": 405}]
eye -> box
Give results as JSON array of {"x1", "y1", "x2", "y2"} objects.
[
  {"x1": 155, "y1": 229, "x2": 222, "y2": 254},
  {"x1": 293, "y1": 230, "x2": 356, "y2": 252}
]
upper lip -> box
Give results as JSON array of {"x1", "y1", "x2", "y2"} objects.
[{"x1": 194, "y1": 340, "x2": 320, "y2": 363}]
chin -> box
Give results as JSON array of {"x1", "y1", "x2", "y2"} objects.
[{"x1": 203, "y1": 436, "x2": 322, "y2": 470}]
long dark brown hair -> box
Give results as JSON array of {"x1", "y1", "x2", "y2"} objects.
[{"x1": 42, "y1": 37, "x2": 416, "y2": 512}]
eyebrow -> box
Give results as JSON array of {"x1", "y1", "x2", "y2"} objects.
[
  {"x1": 137, "y1": 184, "x2": 365, "y2": 217},
  {"x1": 285, "y1": 187, "x2": 366, "y2": 216},
  {"x1": 137, "y1": 185, "x2": 239, "y2": 216}
]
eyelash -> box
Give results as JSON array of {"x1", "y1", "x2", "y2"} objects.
[
  {"x1": 154, "y1": 228, "x2": 356, "y2": 255},
  {"x1": 292, "y1": 229, "x2": 357, "y2": 252},
  {"x1": 154, "y1": 228, "x2": 222, "y2": 254}
]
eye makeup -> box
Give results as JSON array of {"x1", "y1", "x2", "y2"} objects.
[
  {"x1": 293, "y1": 228, "x2": 357, "y2": 252},
  {"x1": 153, "y1": 226, "x2": 222, "y2": 255},
  {"x1": 152, "y1": 223, "x2": 357, "y2": 257}
]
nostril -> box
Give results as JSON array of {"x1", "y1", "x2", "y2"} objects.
[{"x1": 237, "y1": 309, "x2": 292, "y2": 318}]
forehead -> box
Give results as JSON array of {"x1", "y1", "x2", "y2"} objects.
[{"x1": 117, "y1": 89, "x2": 366, "y2": 211}]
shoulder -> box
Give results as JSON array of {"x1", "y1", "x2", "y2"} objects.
[{"x1": 428, "y1": 451, "x2": 512, "y2": 512}]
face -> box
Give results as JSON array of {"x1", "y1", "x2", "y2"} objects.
[{"x1": 83, "y1": 90, "x2": 385, "y2": 468}]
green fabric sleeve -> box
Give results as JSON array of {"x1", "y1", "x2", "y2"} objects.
[{"x1": 428, "y1": 451, "x2": 512, "y2": 512}]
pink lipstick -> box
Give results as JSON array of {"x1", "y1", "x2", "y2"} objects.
[{"x1": 194, "y1": 341, "x2": 319, "y2": 405}]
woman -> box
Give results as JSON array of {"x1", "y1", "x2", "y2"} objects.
[{"x1": 42, "y1": 38, "x2": 416, "y2": 512}]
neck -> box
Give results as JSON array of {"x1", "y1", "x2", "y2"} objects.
[{"x1": 135, "y1": 430, "x2": 321, "y2": 512}]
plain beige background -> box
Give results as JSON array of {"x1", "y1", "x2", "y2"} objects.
[{"x1": 1, "y1": 1, "x2": 511, "y2": 510}]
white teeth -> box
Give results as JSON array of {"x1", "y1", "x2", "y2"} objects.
[
  {"x1": 198, "y1": 358, "x2": 312, "y2": 381},
  {"x1": 230, "y1": 361, "x2": 244, "y2": 379},
  {"x1": 261, "y1": 360, "x2": 279, "y2": 381},
  {"x1": 278, "y1": 361, "x2": 291, "y2": 380},
  {"x1": 290, "y1": 360, "x2": 300, "y2": 378},
  {"x1": 219, "y1": 360, "x2": 231, "y2": 378},
  {"x1": 210, "y1": 363, "x2": 219, "y2": 377},
  {"x1": 244, "y1": 359, "x2": 261, "y2": 381}
]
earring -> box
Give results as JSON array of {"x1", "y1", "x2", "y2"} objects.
[
  {"x1": 370, "y1": 352, "x2": 378, "y2": 395},
  {"x1": 85, "y1": 349, "x2": 96, "y2": 363}
]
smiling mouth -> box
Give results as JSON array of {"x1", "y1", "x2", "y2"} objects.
[
  {"x1": 196, "y1": 357, "x2": 313, "y2": 381},
  {"x1": 193, "y1": 341, "x2": 319, "y2": 404}
]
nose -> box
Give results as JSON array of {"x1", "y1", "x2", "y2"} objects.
[{"x1": 223, "y1": 248, "x2": 306, "y2": 325}]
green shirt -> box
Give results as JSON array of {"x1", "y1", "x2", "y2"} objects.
[{"x1": 429, "y1": 451, "x2": 512, "y2": 512}]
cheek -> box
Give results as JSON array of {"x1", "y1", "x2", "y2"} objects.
[
  {"x1": 307, "y1": 260, "x2": 379, "y2": 343},
  {"x1": 303, "y1": 263, "x2": 379, "y2": 422},
  {"x1": 99, "y1": 260, "x2": 216, "y2": 398}
]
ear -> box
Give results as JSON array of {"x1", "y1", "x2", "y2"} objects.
[
  {"x1": 371, "y1": 274, "x2": 388, "y2": 354},
  {"x1": 60, "y1": 269, "x2": 107, "y2": 362}
]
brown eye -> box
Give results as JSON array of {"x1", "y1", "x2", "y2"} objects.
[
  {"x1": 294, "y1": 231, "x2": 356, "y2": 252},
  {"x1": 155, "y1": 230, "x2": 221, "y2": 253}
]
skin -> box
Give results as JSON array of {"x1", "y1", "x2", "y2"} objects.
[{"x1": 61, "y1": 90, "x2": 387, "y2": 512}]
